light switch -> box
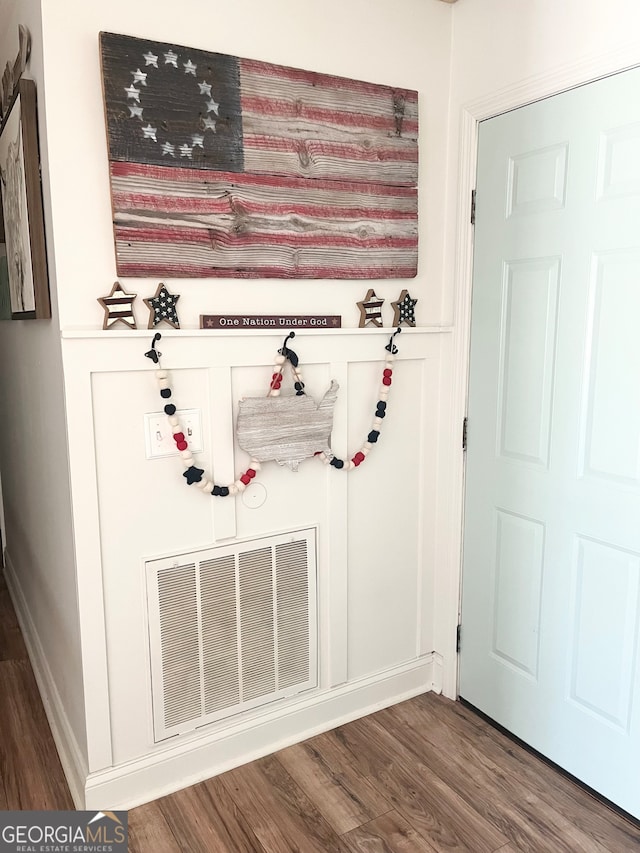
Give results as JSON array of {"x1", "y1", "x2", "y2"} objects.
[{"x1": 144, "y1": 409, "x2": 203, "y2": 459}]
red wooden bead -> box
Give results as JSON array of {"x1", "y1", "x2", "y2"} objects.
[
  {"x1": 240, "y1": 473, "x2": 251, "y2": 485},
  {"x1": 247, "y1": 468, "x2": 256, "y2": 478},
  {"x1": 382, "y1": 376, "x2": 392, "y2": 386},
  {"x1": 176, "y1": 440, "x2": 188, "y2": 451},
  {"x1": 173, "y1": 432, "x2": 185, "y2": 442},
  {"x1": 354, "y1": 451, "x2": 365, "y2": 464},
  {"x1": 383, "y1": 368, "x2": 393, "y2": 377},
  {"x1": 272, "y1": 373, "x2": 281, "y2": 381}
]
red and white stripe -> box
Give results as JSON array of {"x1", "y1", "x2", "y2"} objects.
[{"x1": 110, "y1": 163, "x2": 417, "y2": 279}]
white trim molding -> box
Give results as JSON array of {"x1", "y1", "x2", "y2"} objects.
[
  {"x1": 84, "y1": 655, "x2": 434, "y2": 810},
  {"x1": 4, "y1": 554, "x2": 89, "y2": 808}
]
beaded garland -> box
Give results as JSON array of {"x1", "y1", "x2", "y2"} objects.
[{"x1": 144, "y1": 329, "x2": 400, "y2": 495}]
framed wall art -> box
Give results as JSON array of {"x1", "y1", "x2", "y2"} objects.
[
  {"x1": 100, "y1": 32, "x2": 418, "y2": 280},
  {"x1": 0, "y1": 77, "x2": 50, "y2": 319}
]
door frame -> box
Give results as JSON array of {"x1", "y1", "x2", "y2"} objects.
[{"x1": 441, "y1": 42, "x2": 640, "y2": 700}]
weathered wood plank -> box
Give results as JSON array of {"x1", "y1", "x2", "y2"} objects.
[
  {"x1": 341, "y1": 811, "x2": 439, "y2": 853},
  {"x1": 277, "y1": 732, "x2": 392, "y2": 834},
  {"x1": 109, "y1": 161, "x2": 417, "y2": 277}
]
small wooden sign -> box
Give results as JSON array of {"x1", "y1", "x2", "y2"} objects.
[{"x1": 201, "y1": 314, "x2": 341, "y2": 330}]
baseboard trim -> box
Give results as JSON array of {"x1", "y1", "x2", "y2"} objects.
[
  {"x1": 4, "y1": 552, "x2": 88, "y2": 809},
  {"x1": 85, "y1": 655, "x2": 433, "y2": 810}
]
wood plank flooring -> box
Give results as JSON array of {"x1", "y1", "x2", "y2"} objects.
[{"x1": 1, "y1": 570, "x2": 638, "y2": 852}]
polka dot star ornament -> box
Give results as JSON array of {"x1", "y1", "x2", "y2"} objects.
[
  {"x1": 144, "y1": 283, "x2": 181, "y2": 329},
  {"x1": 391, "y1": 289, "x2": 418, "y2": 327}
]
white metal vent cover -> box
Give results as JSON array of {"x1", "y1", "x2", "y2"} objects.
[{"x1": 146, "y1": 528, "x2": 318, "y2": 742}]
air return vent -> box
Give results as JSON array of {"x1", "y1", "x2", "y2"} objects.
[{"x1": 146, "y1": 528, "x2": 317, "y2": 741}]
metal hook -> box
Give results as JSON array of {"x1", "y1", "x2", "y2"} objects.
[
  {"x1": 278, "y1": 330, "x2": 299, "y2": 367},
  {"x1": 279, "y1": 330, "x2": 295, "y2": 354},
  {"x1": 144, "y1": 332, "x2": 162, "y2": 364},
  {"x1": 385, "y1": 326, "x2": 401, "y2": 354}
]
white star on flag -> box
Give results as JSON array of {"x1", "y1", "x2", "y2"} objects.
[
  {"x1": 206, "y1": 98, "x2": 219, "y2": 115},
  {"x1": 124, "y1": 85, "x2": 140, "y2": 101},
  {"x1": 192, "y1": 134, "x2": 204, "y2": 148},
  {"x1": 179, "y1": 144, "x2": 193, "y2": 158},
  {"x1": 164, "y1": 50, "x2": 178, "y2": 67},
  {"x1": 161, "y1": 142, "x2": 175, "y2": 156},
  {"x1": 128, "y1": 104, "x2": 143, "y2": 119},
  {"x1": 198, "y1": 81, "x2": 212, "y2": 96},
  {"x1": 131, "y1": 68, "x2": 147, "y2": 85},
  {"x1": 142, "y1": 124, "x2": 157, "y2": 141},
  {"x1": 143, "y1": 51, "x2": 158, "y2": 67},
  {"x1": 203, "y1": 117, "x2": 217, "y2": 132},
  {"x1": 183, "y1": 60, "x2": 197, "y2": 75}
]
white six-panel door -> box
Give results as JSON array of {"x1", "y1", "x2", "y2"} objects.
[{"x1": 460, "y1": 67, "x2": 640, "y2": 818}]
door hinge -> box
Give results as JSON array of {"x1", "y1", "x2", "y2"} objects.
[
  {"x1": 470, "y1": 189, "x2": 476, "y2": 226},
  {"x1": 456, "y1": 624, "x2": 462, "y2": 653},
  {"x1": 462, "y1": 417, "x2": 468, "y2": 451}
]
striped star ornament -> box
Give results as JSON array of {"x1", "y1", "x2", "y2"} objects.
[{"x1": 98, "y1": 281, "x2": 137, "y2": 329}]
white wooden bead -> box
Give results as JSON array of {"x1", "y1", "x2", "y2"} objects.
[
  {"x1": 361, "y1": 448, "x2": 370, "y2": 456},
  {"x1": 235, "y1": 479, "x2": 246, "y2": 492},
  {"x1": 156, "y1": 370, "x2": 168, "y2": 379},
  {"x1": 385, "y1": 353, "x2": 395, "y2": 362},
  {"x1": 171, "y1": 424, "x2": 182, "y2": 434},
  {"x1": 168, "y1": 415, "x2": 179, "y2": 426},
  {"x1": 374, "y1": 417, "x2": 382, "y2": 426},
  {"x1": 379, "y1": 389, "x2": 389, "y2": 399},
  {"x1": 321, "y1": 453, "x2": 330, "y2": 464},
  {"x1": 228, "y1": 484, "x2": 238, "y2": 496},
  {"x1": 250, "y1": 460, "x2": 261, "y2": 471},
  {"x1": 158, "y1": 378, "x2": 170, "y2": 390},
  {"x1": 200, "y1": 479, "x2": 212, "y2": 492},
  {"x1": 180, "y1": 450, "x2": 193, "y2": 461},
  {"x1": 274, "y1": 355, "x2": 286, "y2": 365},
  {"x1": 270, "y1": 389, "x2": 281, "y2": 396},
  {"x1": 348, "y1": 460, "x2": 356, "y2": 470},
  {"x1": 364, "y1": 442, "x2": 373, "y2": 450}
]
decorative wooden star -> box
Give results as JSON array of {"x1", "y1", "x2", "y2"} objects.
[
  {"x1": 391, "y1": 289, "x2": 418, "y2": 327},
  {"x1": 98, "y1": 281, "x2": 137, "y2": 329},
  {"x1": 144, "y1": 283, "x2": 181, "y2": 329},
  {"x1": 357, "y1": 289, "x2": 385, "y2": 327}
]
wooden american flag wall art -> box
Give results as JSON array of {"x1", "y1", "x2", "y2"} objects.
[{"x1": 99, "y1": 33, "x2": 418, "y2": 279}]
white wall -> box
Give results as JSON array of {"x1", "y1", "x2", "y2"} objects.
[
  {"x1": 0, "y1": 0, "x2": 87, "y2": 784},
  {"x1": 30, "y1": 0, "x2": 456, "y2": 807},
  {"x1": 434, "y1": 0, "x2": 640, "y2": 697}
]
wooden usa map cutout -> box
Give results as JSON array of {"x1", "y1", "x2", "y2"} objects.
[
  {"x1": 99, "y1": 32, "x2": 418, "y2": 279},
  {"x1": 237, "y1": 380, "x2": 339, "y2": 471}
]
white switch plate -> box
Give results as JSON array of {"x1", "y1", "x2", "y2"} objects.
[{"x1": 144, "y1": 409, "x2": 203, "y2": 459}]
